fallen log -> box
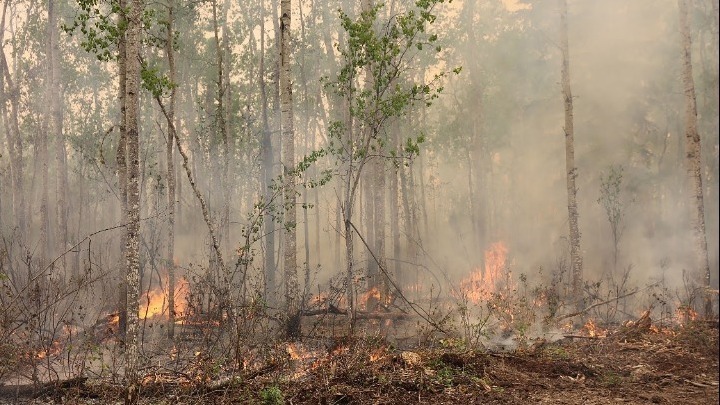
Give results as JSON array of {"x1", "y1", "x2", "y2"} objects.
[{"x1": 300, "y1": 305, "x2": 410, "y2": 320}]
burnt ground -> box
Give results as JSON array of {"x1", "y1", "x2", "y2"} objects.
[{"x1": 1, "y1": 320, "x2": 718, "y2": 404}]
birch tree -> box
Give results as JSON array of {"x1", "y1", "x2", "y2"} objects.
[
  {"x1": 678, "y1": 0, "x2": 712, "y2": 318},
  {"x1": 326, "y1": 0, "x2": 455, "y2": 323},
  {"x1": 280, "y1": 0, "x2": 299, "y2": 338}
]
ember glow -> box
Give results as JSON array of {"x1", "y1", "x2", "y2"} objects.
[{"x1": 460, "y1": 242, "x2": 509, "y2": 303}]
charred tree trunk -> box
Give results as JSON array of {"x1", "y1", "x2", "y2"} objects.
[
  {"x1": 678, "y1": 0, "x2": 713, "y2": 318},
  {"x1": 559, "y1": 0, "x2": 584, "y2": 312}
]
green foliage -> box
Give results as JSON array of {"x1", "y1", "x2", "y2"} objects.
[
  {"x1": 62, "y1": 0, "x2": 126, "y2": 62},
  {"x1": 260, "y1": 385, "x2": 285, "y2": 405},
  {"x1": 64, "y1": 0, "x2": 175, "y2": 98},
  {"x1": 326, "y1": 0, "x2": 457, "y2": 164},
  {"x1": 140, "y1": 61, "x2": 175, "y2": 98}
]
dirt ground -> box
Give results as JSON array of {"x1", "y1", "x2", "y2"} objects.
[{"x1": 1, "y1": 319, "x2": 718, "y2": 404}]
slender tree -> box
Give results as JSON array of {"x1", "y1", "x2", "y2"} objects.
[
  {"x1": 678, "y1": 0, "x2": 712, "y2": 318},
  {"x1": 280, "y1": 0, "x2": 299, "y2": 338},
  {"x1": 260, "y1": 3, "x2": 276, "y2": 302},
  {"x1": 559, "y1": 0, "x2": 584, "y2": 311},
  {"x1": 116, "y1": 0, "x2": 130, "y2": 337},
  {"x1": 124, "y1": 0, "x2": 144, "y2": 402},
  {"x1": 165, "y1": 0, "x2": 177, "y2": 339},
  {"x1": 0, "y1": 0, "x2": 26, "y2": 237}
]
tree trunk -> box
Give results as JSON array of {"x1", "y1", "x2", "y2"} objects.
[
  {"x1": 212, "y1": 0, "x2": 231, "y2": 260},
  {"x1": 373, "y1": 157, "x2": 387, "y2": 304},
  {"x1": 390, "y1": 120, "x2": 402, "y2": 288},
  {"x1": 678, "y1": 0, "x2": 713, "y2": 318},
  {"x1": 40, "y1": 0, "x2": 53, "y2": 270},
  {"x1": 49, "y1": 0, "x2": 68, "y2": 277},
  {"x1": 116, "y1": 0, "x2": 129, "y2": 338},
  {"x1": 165, "y1": 0, "x2": 177, "y2": 339},
  {"x1": 124, "y1": 0, "x2": 143, "y2": 402},
  {"x1": 280, "y1": 0, "x2": 299, "y2": 338},
  {"x1": 0, "y1": 1, "x2": 25, "y2": 237},
  {"x1": 259, "y1": 5, "x2": 276, "y2": 301},
  {"x1": 559, "y1": 0, "x2": 584, "y2": 312}
]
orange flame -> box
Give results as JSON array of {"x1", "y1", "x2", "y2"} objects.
[
  {"x1": 359, "y1": 286, "x2": 381, "y2": 309},
  {"x1": 35, "y1": 340, "x2": 63, "y2": 359},
  {"x1": 140, "y1": 276, "x2": 189, "y2": 320},
  {"x1": 582, "y1": 319, "x2": 607, "y2": 338},
  {"x1": 674, "y1": 306, "x2": 698, "y2": 327},
  {"x1": 369, "y1": 347, "x2": 386, "y2": 362},
  {"x1": 460, "y1": 242, "x2": 508, "y2": 303}
]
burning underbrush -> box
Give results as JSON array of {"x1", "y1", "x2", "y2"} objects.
[
  {"x1": 3, "y1": 316, "x2": 716, "y2": 404},
  {"x1": 1, "y1": 240, "x2": 718, "y2": 404}
]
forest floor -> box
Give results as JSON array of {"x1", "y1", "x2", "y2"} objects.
[{"x1": 1, "y1": 316, "x2": 718, "y2": 404}]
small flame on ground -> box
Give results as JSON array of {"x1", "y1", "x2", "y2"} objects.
[
  {"x1": 359, "y1": 286, "x2": 381, "y2": 309},
  {"x1": 287, "y1": 343, "x2": 316, "y2": 361},
  {"x1": 310, "y1": 292, "x2": 328, "y2": 307},
  {"x1": 582, "y1": 319, "x2": 607, "y2": 338},
  {"x1": 34, "y1": 340, "x2": 63, "y2": 359},
  {"x1": 674, "y1": 306, "x2": 698, "y2": 326},
  {"x1": 369, "y1": 347, "x2": 386, "y2": 362}
]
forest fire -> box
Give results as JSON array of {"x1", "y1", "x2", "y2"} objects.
[
  {"x1": 460, "y1": 242, "x2": 509, "y2": 303},
  {"x1": 140, "y1": 276, "x2": 189, "y2": 320},
  {"x1": 674, "y1": 306, "x2": 698, "y2": 327},
  {"x1": 359, "y1": 286, "x2": 382, "y2": 309},
  {"x1": 581, "y1": 319, "x2": 607, "y2": 338},
  {"x1": 33, "y1": 340, "x2": 63, "y2": 360}
]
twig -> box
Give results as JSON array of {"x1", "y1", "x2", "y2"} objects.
[{"x1": 684, "y1": 379, "x2": 717, "y2": 388}]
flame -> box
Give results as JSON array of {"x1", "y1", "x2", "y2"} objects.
[
  {"x1": 359, "y1": 286, "x2": 381, "y2": 309},
  {"x1": 287, "y1": 343, "x2": 302, "y2": 361},
  {"x1": 459, "y1": 242, "x2": 508, "y2": 303},
  {"x1": 674, "y1": 306, "x2": 698, "y2": 327},
  {"x1": 140, "y1": 275, "x2": 189, "y2": 320},
  {"x1": 581, "y1": 319, "x2": 606, "y2": 338},
  {"x1": 35, "y1": 340, "x2": 63, "y2": 359},
  {"x1": 108, "y1": 313, "x2": 120, "y2": 325},
  {"x1": 309, "y1": 292, "x2": 329, "y2": 307},
  {"x1": 369, "y1": 347, "x2": 386, "y2": 362}
]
